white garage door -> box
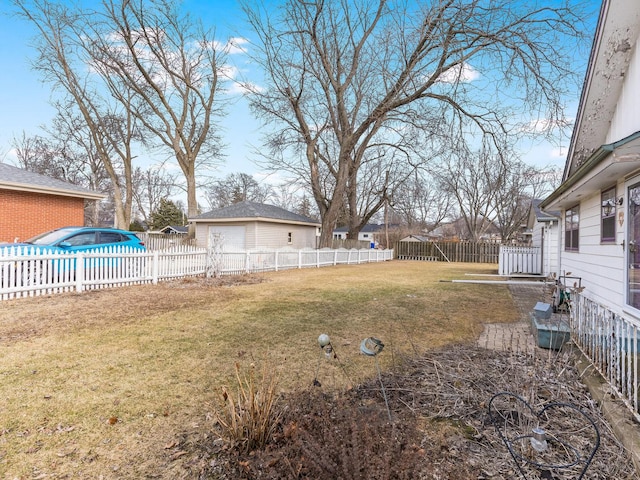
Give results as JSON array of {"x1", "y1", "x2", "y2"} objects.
[{"x1": 208, "y1": 226, "x2": 246, "y2": 251}]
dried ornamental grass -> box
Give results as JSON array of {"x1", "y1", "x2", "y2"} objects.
[{"x1": 214, "y1": 362, "x2": 282, "y2": 454}]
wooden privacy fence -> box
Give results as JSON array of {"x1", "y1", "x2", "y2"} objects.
[
  {"x1": 0, "y1": 245, "x2": 394, "y2": 301},
  {"x1": 395, "y1": 241, "x2": 501, "y2": 264}
]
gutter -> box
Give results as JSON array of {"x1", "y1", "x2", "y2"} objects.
[
  {"x1": 1, "y1": 182, "x2": 106, "y2": 201},
  {"x1": 540, "y1": 145, "x2": 611, "y2": 210},
  {"x1": 541, "y1": 130, "x2": 640, "y2": 210},
  {"x1": 189, "y1": 216, "x2": 321, "y2": 228}
]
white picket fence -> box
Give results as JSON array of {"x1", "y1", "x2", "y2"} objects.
[
  {"x1": 0, "y1": 245, "x2": 394, "y2": 301},
  {"x1": 498, "y1": 245, "x2": 542, "y2": 275}
]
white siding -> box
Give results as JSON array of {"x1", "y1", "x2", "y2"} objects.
[
  {"x1": 194, "y1": 222, "x2": 247, "y2": 249},
  {"x1": 560, "y1": 182, "x2": 625, "y2": 314},
  {"x1": 253, "y1": 222, "x2": 317, "y2": 249},
  {"x1": 607, "y1": 38, "x2": 640, "y2": 143},
  {"x1": 532, "y1": 219, "x2": 559, "y2": 277},
  {"x1": 532, "y1": 221, "x2": 543, "y2": 248},
  {"x1": 208, "y1": 225, "x2": 246, "y2": 251},
  {"x1": 546, "y1": 222, "x2": 559, "y2": 278},
  {"x1": 195, "y1": 221, "x2": 318, "y2": 250}
]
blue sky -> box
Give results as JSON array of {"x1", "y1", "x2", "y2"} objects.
[
  {"x1": 0, "y1": 0, "x2": 600, "y2": 189},
  {"x1": 0, "y1": 0, "x2": 263, "y2": 180}
]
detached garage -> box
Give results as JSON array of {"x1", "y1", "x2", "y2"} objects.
[{"x1": 190, "y1": 201, "x2": 321, "y2": 250}]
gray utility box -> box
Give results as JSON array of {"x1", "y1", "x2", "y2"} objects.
[{"x1": 533, "y1": 302, "x2": 552, "y2": 320}]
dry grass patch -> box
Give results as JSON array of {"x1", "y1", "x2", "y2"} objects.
[{"x1": 0, "y1": 261, "x2": 516, "y2": 478}]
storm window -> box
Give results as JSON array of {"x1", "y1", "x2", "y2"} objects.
[
  {"x1": 601, "y1": 187, "x2": 617, "y2": 243},
  {"x1": 565, "y1": 205, "x2": 579, "y2": 251}
]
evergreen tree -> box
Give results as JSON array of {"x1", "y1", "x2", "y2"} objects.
[{"x1": 149, "y1": 199, "x2": 185, "y2": 230}]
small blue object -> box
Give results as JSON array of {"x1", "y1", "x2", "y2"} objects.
[{"x1": 533, "y1": 302, "x2": 552, "y2": 320}]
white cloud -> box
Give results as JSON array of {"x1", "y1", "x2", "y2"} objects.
[
  {"x1": 550, "y1": 146, "x2": 568, "y2": 158},
  {"x1": 209, "y1": 37, "x2": 250, "y2": 55},
  {"x1": 437, "y1": 62, "x2": 480, "y2": 84},
  {"x1": 523, "y1": 117, "x2": 574, "y2": 134},
  {"x1": 227, "y1": 80, "x2": 264, "y2": 95},
  {"x1": 226, "y1": 37, "x2": 250, "y2": 55}
]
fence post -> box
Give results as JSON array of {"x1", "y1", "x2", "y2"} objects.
[
  {"x1": 316, "y1": 249, "x2": 320, "y2": 268},
  {"x1": 298, "y1": 250, "x2": 302, "y2": 269},
  {"x1": 152, "y1": 251, "x2": 159, "y2": 284},
  {"x1": 275, "y1": 251, "x2": 279, "y2": 272},
  {"x1": 75, "y1": 252, "x2": 84, "y2": 292}
]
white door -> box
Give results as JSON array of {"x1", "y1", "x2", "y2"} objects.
[{"x1": 208, "y1": 226, "x2": 246, "y2": 251}]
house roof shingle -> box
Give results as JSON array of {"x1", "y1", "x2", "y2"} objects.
[
  {"x1": 531, "y1": 199, "x2": 559, "y2": 222},
  {"x1": 333, "y1": 223, "x2": 396, "y2": 233},
  {"x1": 191, "y1": 201, "x2": 320, "y2": 225},
  {"x1": 0, "y1": 162, "x2": 105, "y2": 200}
]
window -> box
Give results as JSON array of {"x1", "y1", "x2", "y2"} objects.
[
  {"x1": 65, "y1": 232, "x2": 96, "y2": 246},
  {"x1": 564, "y1": 205, "x2": 579, "y2": 251},
  {"x1": 601, "y1": 187, "x2": 617, "y2": 243},
  {"x1": 287, "y1": 232, "x2": 292, "y2": 244},
  {"x1": 99, "y1": 232, "x2": 125, "y2": 244}
]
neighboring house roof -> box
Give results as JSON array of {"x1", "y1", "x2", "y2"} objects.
[
  {"x1": 190, "y1": 201, "x2": 320, "y2": 226},
  {"x1": 159, "y1": 225, "x2": 188, "y2": 234},
  {"x1": 0, "y1": 162, "x2": 105, "y2": 200},
  {"x1": 531, "y1": 199, "x2": 560, "y2": 222},
  {"x1": 333, "y1": 223, "x2": 396, "y2": 234},
  {"x1": 429, "y1": 217, "x2": 500, "y2": 238},
  {"x1": 399, "y1": 235, "x2": 430, "y2": 242}
]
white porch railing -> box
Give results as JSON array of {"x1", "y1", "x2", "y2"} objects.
[
  {"x1": 0, "y1": 246, "x2": 394, "y2": 301},
  {"x1": 571, "y1": 293, "x2": 640, "y2": 420},
  {"x1": 498, "y1": 246, "x2": 542, "y2": 275}
]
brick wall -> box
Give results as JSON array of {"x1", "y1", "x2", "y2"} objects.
[{"x1": 0, "y1": 189, "x2": 86, "y2": 243}]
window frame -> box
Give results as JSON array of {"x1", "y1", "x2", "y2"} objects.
[
  {"x1": 564, "y1": 204, "x2": 580, "y2": 252},
  {"x1": 601, "y1": 186, "x2": 617, "y2": 243}
]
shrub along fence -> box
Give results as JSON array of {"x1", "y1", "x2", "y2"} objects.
[
  {"x1": 0, "y1": 245, "x2": 394, "y2": 301},
  {"x1": 395, "y1": 241, "x2": 501, "y2": 264}
]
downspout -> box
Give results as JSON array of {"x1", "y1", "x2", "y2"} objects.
[
  {"x1": 556, "y1": 218, "x2": 563, "y2": 279},
  {"x1": 541, "y1": 225, "x2": 545, "y2": 275}
]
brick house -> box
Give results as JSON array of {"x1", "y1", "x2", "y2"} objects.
[{"x1": 0, "y1": 163, "x2": 105, "y2": 243}]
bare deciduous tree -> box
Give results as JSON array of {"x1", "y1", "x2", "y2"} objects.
[
  {"x1": 88, "y1": 0, "x2": 227, "y2": 224},
  {"x1": 204, "y1": 173, "x2": 274, "y2": 209},
  {"x1": 242, "y1": 0, "x2": 588, "y2": 247},
  {"x1": 433, "y1": 146, "x2": 504, "y2": 241},
  {"x1": 492, "y1": 162, "x2": 559, "y2": 242},
  {"x1": 131, "y1": 166, "x2": 177, "y2": 226},
  {"x1": 390, "y1": 170, "x2": 452, "y2": 231},
  {"x1": 12, "y1": 110, "x2": 113, "y2": 226},
  {"x1": 13, "y1": 0, "x2": 140, "y2": 228}
]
